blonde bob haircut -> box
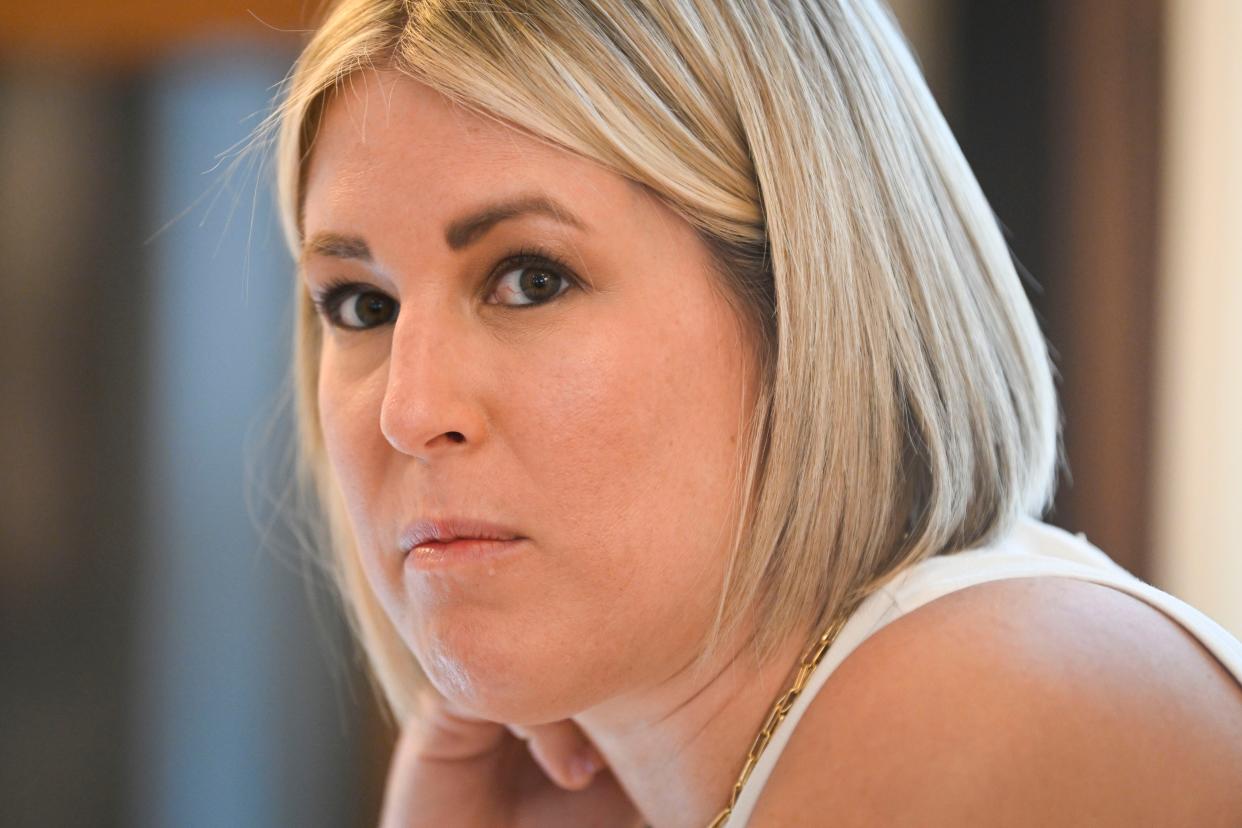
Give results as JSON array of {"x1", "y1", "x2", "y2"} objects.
[{"x1": 271, "y1": 0, "x2": 1060, "y2": 722}]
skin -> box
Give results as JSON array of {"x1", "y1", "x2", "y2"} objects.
[
  {"x1": 749, "y1": 577, "x2": 1242, "y2": 826},
  {"x1": 301, "y1": 68, "x2": 814, "y2": 826}
]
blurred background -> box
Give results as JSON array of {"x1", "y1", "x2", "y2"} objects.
[{"x1": 1, "y1": 1, "x2": 1238, "y2": 826}]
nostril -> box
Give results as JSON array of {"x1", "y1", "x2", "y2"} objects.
[{"x1": 446, "y1": 431, "x2": 466, "y2": 443}]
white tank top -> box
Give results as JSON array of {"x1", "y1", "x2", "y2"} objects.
[{"x1": 724, "y1": 516, "x2": 1242, "y2": 826}]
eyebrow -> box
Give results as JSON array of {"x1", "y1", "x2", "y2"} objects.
[{"x1": 300, "y1": 193, "x2": 589, "y2": 265}]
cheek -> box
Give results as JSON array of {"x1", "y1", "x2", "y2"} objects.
[
  {"x1": 505, "y1": 293, "x2": 756, "y2": 611},
  {"x1": 316, "y1": 349, "x2": 392, "y2": 564}
]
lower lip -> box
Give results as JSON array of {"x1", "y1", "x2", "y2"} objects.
[{"x1": 405, "y1": 538, "x2": 527, "y2": 570}]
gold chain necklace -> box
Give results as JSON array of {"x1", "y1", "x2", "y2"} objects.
[
  {"x1": 703, "y1": 612, "x2": 851, "y2": 827},
  {"x1": 637, "y1": 613, "x2": 852, "y2": 828}
]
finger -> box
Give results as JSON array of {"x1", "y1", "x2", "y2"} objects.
[
  {"x1": 518, "y1": 720, "x2": 608, "y2": 791},
  {"x1": 404, "y1": 692, "x2": 507, "y2": 762}
]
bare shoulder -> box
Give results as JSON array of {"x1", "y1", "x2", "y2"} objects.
[{"x1": 748, "y1": 576, "x2": 1242, "y2": 827}]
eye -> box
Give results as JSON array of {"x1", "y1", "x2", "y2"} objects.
[
  {"x1": 487, "y1": 250, "x2": 576, "y2": 308},
  {"x1": 311, "y1": 281, "x2": 398, "y2": 331}
]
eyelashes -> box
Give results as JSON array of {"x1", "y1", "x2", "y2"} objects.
[
  {"x1": 311, "y1": 281, "x2": 397, "y2": 330},
  {"x1": 308, "y1": 245, "x2": 581, "y2": 331}
]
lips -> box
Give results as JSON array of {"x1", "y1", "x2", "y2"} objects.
[{"x1": 398, "y1": 517, "x2": 524, "y2": 556}]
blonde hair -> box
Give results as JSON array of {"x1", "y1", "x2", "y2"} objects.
[{"x1": 269, "y1": 0, "x2": 1060, "y2": 722}]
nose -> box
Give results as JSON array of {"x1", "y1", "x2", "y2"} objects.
[{"x1": 379, "y1": 310, "x2": 485, "y2": 461}]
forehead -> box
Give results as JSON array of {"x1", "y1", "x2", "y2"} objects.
[{"x1": 301, "y1": 69, "x2": 636, "y2": 243}]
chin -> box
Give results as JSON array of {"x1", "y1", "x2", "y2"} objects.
[{"x1": 415, "y1": 623, "x2": 586, "y2": 725}]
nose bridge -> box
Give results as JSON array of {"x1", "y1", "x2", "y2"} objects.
[{"x1": 380, "y1": 307, "x2": 477, "y2": 456}]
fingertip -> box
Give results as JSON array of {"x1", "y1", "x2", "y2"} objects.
[{"x1": 568, "y1": 753, "x2": 600, "y2": 788}]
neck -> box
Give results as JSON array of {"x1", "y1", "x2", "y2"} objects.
[{"x1": 573, "y1": 623, "x2": 814, "y2": 828}]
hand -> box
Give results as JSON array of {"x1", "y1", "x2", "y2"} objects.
[{"x1": 377, "y1": 689, "x2": 644, "y2": 828}]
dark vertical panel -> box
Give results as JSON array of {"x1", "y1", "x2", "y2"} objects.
[
  {"x1": 949, "y1": 0, "x2": 1162, "y2": 578},
  {"x1": 1044, "y1": 0, "x2": 1163, "y2": 578},
  {"x1": 0, "y1": 65, "x2": 148, "y2": 828},
  {"x1": 950, "y1": 0, "x2": 1052, "y2": 305}
]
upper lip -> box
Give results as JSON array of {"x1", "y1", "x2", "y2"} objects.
[{"x1": 398, "y1": 517, "x2": 524, "y2": 554}]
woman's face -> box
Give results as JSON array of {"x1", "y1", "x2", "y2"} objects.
[{"x1": 302, "y1": 70, "x2": 761, "y2": 723}]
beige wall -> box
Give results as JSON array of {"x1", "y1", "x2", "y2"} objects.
[{"x1": 1152, "y1": 0, "x2": 1242, "y2": 637}]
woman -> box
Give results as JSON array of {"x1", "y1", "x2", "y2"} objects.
[{"x1": 269, "y1": 0, "x2": 1242, "y2": 825}]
